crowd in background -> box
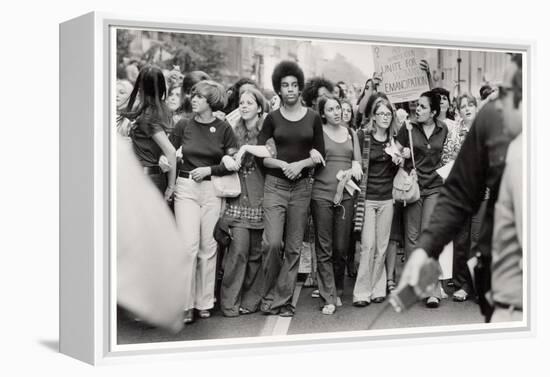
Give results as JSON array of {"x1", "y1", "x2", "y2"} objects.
[{"x1": 115, "y1": 51, "x2": 522, "y2": 327}]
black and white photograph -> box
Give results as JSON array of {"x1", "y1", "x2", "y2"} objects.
[{"x1": 113, "y1": 25, "x2": 526, "y2": 348}]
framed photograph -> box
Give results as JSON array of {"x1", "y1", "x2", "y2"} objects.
[{"x1": 60, "y1": 12, "x2": 531, "y2": 365}]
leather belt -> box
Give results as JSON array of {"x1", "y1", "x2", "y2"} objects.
[{"x1": 178, "y1": 170, "x2": 211, "y2": 181}]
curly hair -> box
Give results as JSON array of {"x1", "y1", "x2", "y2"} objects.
[
  {"x1": 302, "y1": 77, "x2": 335, "y2": 108},
  {"x1": 271, "y1": 60, "x2": 305, "y2": 94}
]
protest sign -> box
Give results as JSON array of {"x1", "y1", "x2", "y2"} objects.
[{"x1": 373, "y1": 45, "x2": 430, "y2": 103}]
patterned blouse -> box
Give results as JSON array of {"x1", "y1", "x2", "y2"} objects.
[{"x1": 441, "y1": 119, "x2": 469, "y2": 166}]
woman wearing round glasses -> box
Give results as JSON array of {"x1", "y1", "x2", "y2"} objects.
[{"x1": 352, "y1": 97, "x2": 400, "y2": 307}]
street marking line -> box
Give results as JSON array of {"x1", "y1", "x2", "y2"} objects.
[{"x1": 259, "y1": 282, "x2": 303, "y2": 337}]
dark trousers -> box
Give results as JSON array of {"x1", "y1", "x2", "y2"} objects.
[
  {"x1": 403, "y1": 191, "x2": 439, "y2": 256},
  {"x1": 311, "y1": 198, "x2": 354, "y2": 306},
  {"x1": 452, "y1": 218, "x2": 473, "y2": 294},
  {"x1": 453, "y1": 199, "x2": 487, "y2": 294},
  {"x1": 220, "y1": 227, "x2": 263, "y2": 316},
  {"x1": 261, "y1": 175, "x2": 312, "y2": 310}
]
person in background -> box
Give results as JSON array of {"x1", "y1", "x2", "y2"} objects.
[
  {"x1": 333, "y1": 82, "x2": 346, "y2": 100},
  {"x1": 398, "y1": 53, "x2": 522, "y2": 322},
  {"x1": 122, "y1": 65, "x2": 176, "y2": 200},
  {"x1": 258, "y1": 61, "x2": 325, "y2": 318},
  {"x1": 355, "y1": 74, "x2": 382, "y2": 129},
  {"x1": 179, "y1": 70, "x2": 211, "y2": 121},
  {"x1": 439, "y1": 93, "x2": 480, "y2": 302},
  {"x1": 223, "y1": 78, "x2": 258, "y2": 115},
  {"x1": 116, "y1": 79, "x2": 134, "y2": 138},
  {"x1": 219, "y1": 88, "x2": 271, "y2": 317},
  {"x1": 341, "y1": 99, "x2": 356, "y2": 130},
  {"x1": 432, "y1": 87, "x2": 456, "y2": 128},
  {"x1": 166, "y1": 84, "x2": 184, "y2": 126},
  {"x1": 302, "y1": 77, "x2": 335, "y2": 111},
  {"x1": 170, "y1": 80, "x2": 238, "y2": 323},
  {"x1": 395, "y1": 90, "x2": 448, "y2": 308},
  {"x1": 312, "y1": 97, "x2": 362, "y2": 314},
  {"x1": 353, "y1": 97, "x2": 400, "y2": 307}
]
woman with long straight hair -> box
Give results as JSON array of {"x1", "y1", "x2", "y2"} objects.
[
  {"x1": 219, "y1": 87, "x2": 272, "y2": 317},
  {"x1": 352, "y1": 97, "x2": 400, "y2": 306},
  {"x1": 123, "y1": 65, "x2": 176, "y2": 200},
  {"x1": 311, "y1": 96, "x2": 362, "y2": 314},
  {"x1": 170, "y1": 80, "x2": 238, "y2": 323}
]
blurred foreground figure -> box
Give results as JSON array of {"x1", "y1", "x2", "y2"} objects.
[
  {"x1": 117, "y1": 136, "x2": 192, "y2": 332},
  {"x1": 397, "y1": 53, "x2": 523, "y2": 322}
]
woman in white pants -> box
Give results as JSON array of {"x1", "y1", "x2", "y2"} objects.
[
  {"x1": 353, "y1": 97, "x2": 401, "y2": 307},
  {"x1": 170, "y1": 80, "x2": 238, "y2": 323}
]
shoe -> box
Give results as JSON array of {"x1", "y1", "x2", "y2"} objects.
[
  {"x1": 183, "y1": 310, "x2": 194, "y2": 324},
  {"x1": 353, "y1": 300, "x2": 370, "y2": 308},
  {"x1": 336, "y1": 297, "x2": 343, "y2": 307},
  {"x1": 311, "y1": 289, "x2": 320, "y2": 298},
  {"x1": 198, "y1": 309, "x2": 211, "y2": 319},
  {"x1": 304, "y1": 274, "x2": 315, "y2": 288},
  {"x1": 387, "y1": 280, "x2": 396, "y2": 292},
  {"x1": 321, "y1": 304, "x2": 336, "y2": 315},
  {"x1": 426, "y1": 296, "x2": 440, "y2": 308},
  {"x1": 372, "y1": 296, "x2": 386, "y2": 304},
  {"x1": 260, "y1": 302, "x2": 279, "y2": 315},
  {"x1": 239, "y1": 307, "x2": 253, "y2": 315},
  {"x1": 279, "y1": 304, "x2": 295, "y2": 317},
  {"x1": 452, "y1": 289, "x2": 469, "y2": 302}
]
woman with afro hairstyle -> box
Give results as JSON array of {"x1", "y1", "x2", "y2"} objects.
[{"x1": 257, "y1": 61, "x2": 326, "y2": 318}]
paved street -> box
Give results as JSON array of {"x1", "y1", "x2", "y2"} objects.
[{"x1": 117, "y1": 275, "x2": 485, "y2": 345}]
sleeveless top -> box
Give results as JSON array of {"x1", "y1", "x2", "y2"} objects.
[{"x1": 312, "y1": 130, "x2": 354, "y2": 202}]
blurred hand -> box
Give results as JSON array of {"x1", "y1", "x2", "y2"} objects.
[
  {"x1": 397, "y1": 248, "x2": 429, "y2": 296},
  {"x1": 158, "y1": 155, "x2": 171, "y2": 173},
  {"x1": 282, "y1": 161, "x2": 303, "y2": 180},
  {"x1": 234, "y1": 146, "x2": 248, "y2": 165},
  {"x1": 164, "y1": 184, "x2": 174, "y2": 201},
  {"x1": 213, "y1": 111, "x2": 226, "y2": 121},
  {"x1": 190, "y1": 167, "x2": 211, "y2": 182},
  {"x1": 392, "y1": 155, "x2": 404, "y2": 165},
  {"x1": 402, "y1": 147, "x2": 411, "y2": 159},
  {"x1": 351, "y1": 161, "x2": 363, "y2": 180},
  {"x1": 176, "y1": 146, "x2": 183, "y2": 160},
  {"x1": 310, "y1": 149, "x2": 326, "y2": 166}
]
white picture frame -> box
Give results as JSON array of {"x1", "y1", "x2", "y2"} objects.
[{"x1": 59, "y1": 11, "x2": 533, "y2": 365}]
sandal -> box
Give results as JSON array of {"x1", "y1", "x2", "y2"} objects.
[
  {"x1": 387, "y1": 280, "x2": 396, "y2": 292},
  {"x1": 452, "y1": 289, "x2": 469, "y2": 302},
  {"x1": 311, "y1": 289, "x2": 320, "y2": 298},
  {"x1": 321, "y1": 304, "x2": 336, "y2": 315},
  {"x1": 239, "y1": 307, "x2": 252, "y2": 315}
]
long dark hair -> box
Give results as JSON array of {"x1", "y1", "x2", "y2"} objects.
[
  {"x1": 122, "y1": 65, "x2": 170, "y2": 130},
  {"x1": 234, "y1": 88, "x2": 267, "y2": 169}
]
